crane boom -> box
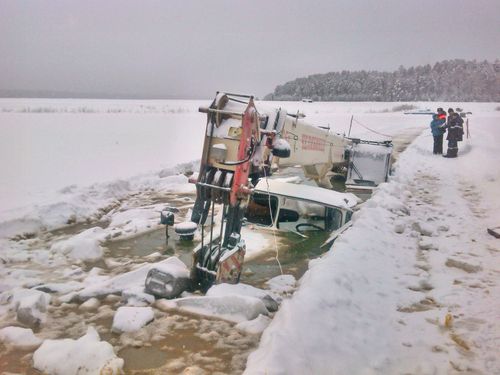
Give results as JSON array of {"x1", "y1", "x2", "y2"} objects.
[{"x1": 182, "y1": 92, "x2": 390, "y2": 290}]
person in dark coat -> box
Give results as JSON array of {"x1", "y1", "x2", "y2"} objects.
[
  {"x1": 441, "y1": 108, "x2": 464, "y2": 158},
  {"x1": 430, "y1": 113, "x2": 445, "y2": 154}
]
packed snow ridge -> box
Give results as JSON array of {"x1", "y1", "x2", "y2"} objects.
[{"x1": 245, "y1": 111, "x2": 500, "y2": 374}]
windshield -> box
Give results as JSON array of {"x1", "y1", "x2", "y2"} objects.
[{"x1": 245, "y1": 193, "x2": 278, "y2": 226}]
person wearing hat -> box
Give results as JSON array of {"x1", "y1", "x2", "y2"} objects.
[
  {"x1": 437, "y1": 107, "x2": 447, "y2": 121},
  {"x1": 430, "y1": 110, "x2": 446, "y2": 154},
  {"x1": 440, "y1": 108, "x2": 464, "y2": 158}
]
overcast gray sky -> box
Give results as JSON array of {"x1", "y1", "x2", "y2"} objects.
[{"x1": 1, "y1": 0, "x2": 499, "y2": 99}]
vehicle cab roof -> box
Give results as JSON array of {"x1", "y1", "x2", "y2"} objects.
[{"x1": 253, "y1": 179, "x2": 358, "y2": 209}]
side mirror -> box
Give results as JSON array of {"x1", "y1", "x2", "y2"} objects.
[{"x1": 272, "y1": 139, "x2": 291, "y2": 158}]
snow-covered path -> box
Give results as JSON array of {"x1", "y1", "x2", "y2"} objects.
[{"x1": 245, "y1": 114, "x2": 500, "y2": 374}]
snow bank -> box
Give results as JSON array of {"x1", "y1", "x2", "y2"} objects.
[
  {"x1": 0, "y1": 102, "x2": 202, "y2": 239},
  {"x1": 245, "y1": 111, "x2": 500, "y2": 374},
  {"x1": 33, "y1": 326, "x2": 123, "y2": 374}
]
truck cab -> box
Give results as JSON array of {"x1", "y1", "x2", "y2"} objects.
[{"x1": 245, "y1": 180, "x2": 357, "y2": 237}]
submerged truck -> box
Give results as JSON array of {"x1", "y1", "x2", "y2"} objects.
[{"x1": 146, "y1": 92, "x2": 392, "y2": 295}]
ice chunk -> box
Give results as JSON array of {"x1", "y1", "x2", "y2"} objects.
[
  {"x1": 111, "y1": 306, "x2": 155, "y2": 333},
  {"x1": 77, "y1": 257, "x2": 186, "y2": 300},
  {"x1": 207, "y1": 283, "x2": 279, "y2": 312},
  {"x1": 122, "y1": 287, "x2": 155, "y2": 306},
  {"x1": 107, "y1": 206, "x2": 163, "y2": 239},
  {"x1": 0, "y1": 326, "x2": 42, "y2": 350},
  {"x1": 33, "y1": 326, "x2": 123, "y2": 374},
  {"x1": 50, "y1": 227, "x2": 105, "y2": 262},
  {"x1": 235, "y1": 314, "x2": 271, "y2": 334},
  {"x1": 34, "y1": 281, "x2": 83, "y2": 294},
  {"x1": 6, "y1": 289, "x2": 52, "y2": 328},
  {"x1": 17, "y1": 304, "x2": 45, "y2": 327},
  {"x1": 0, "y1": 288, "x2": 50, "y2": 308},
  {"x1": 265, "y1": 274, "x2": 296, "y2": 300},
  {"x1": 170, "y1": 295, "x2": 268, "y2": 323},
  {"x1": 79, "y1": 297, "x2": 100, "y2": 311},
  {"x1": 154, "y1": 298, "x2": 177, "y2": 312},
  {"x1": 264, "y1": 275, "x2": 296, "y2": 303}
]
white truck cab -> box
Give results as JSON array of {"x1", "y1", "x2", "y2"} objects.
[{"x1": 246, "y1": 180, "x2": 357, "y2": 237}]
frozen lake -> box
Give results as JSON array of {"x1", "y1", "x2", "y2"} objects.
[{"x1": 1, "y1": 98, "x2": 498, "y2": 374}]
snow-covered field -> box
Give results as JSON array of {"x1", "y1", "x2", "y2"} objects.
[{"x1": 0, "y1": 98, "x2": 498, "y2": 374}]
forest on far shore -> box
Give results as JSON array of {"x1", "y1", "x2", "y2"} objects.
[{"x1": 265, "y1": 59, "x2": 500, "y2": 102}]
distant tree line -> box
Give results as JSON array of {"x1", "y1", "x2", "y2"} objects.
[{"x1": 265, "y1": 59, "x2": 500, "y2": 102}]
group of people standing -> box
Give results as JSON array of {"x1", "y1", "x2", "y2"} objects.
[{"x1": 430, "y1": 107, "x2": 464, "y2": 158}]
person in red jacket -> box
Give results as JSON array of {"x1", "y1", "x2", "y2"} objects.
[
  {"x1": 430, "y1": 110, "x2": 446, "y2": 154},
  {"x1": 437, "y1": 107, "x2": 447, "y2": 121}
]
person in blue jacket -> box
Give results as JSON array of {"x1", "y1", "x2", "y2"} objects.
[{"x1": 430, "y1": 112, "x2": 446, "y2": 154}]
